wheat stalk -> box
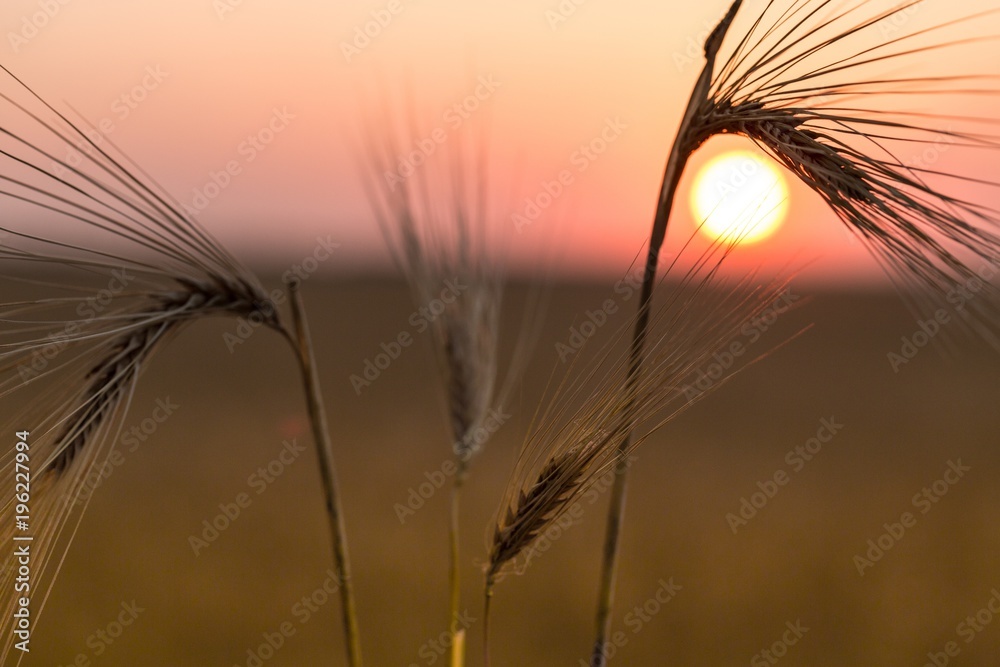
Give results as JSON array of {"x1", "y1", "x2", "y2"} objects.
[
  {"x1": 0, "y1": 66, "x2": 362, "y2": 666},
  {"x1": 697, "y1": 1, "x2": 1000, "y2": 324},
  {"x1": 288, "y1": 281, "x2": 362, "y2": 667},
  {"x1": 482, "y1": 216, "x2": 808, "y2": 663},
  {"x1": 362, "y1": 124, "x2": 498, "y2": 667},
  {"x1": 0, "y1": 281, "x2": 281, "y2": 665},
  {"x1": 358, "y1": 93, "x2": 546, "y2": 666},
  {"x1": 47, "y1": 282, "x2": 278, "y2": 472},
  {"x1": 592, "y1": 1, "x2": 1000, "y2": 663},
  {"x1": 364, "y1": 132, "x2": 505, "y2": 460}
]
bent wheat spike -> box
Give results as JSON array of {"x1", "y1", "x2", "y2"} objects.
[
  {"x1": 0, "y1": 65, "x2": 362, "y2": 666},
  {"x1": 593, "y1": 2, "x2": 1000, "y2": 663},
  {"x1": 50, "y1": 282, "x2": 277, "y2": 474},
  {"x1": 484, "y1": 211, "x2": 809, "y2": 664}
]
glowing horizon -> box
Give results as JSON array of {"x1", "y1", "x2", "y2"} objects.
[{"x1": 0, "y1": 0, "x2": 997, "y2": 285}]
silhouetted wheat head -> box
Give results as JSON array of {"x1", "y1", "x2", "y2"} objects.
[
  {"x1": 680, "y1": 0, "x2": 1000, "y2": 336},
  {"x1": 486, "y1": 228, "x2": 806, "y2": 588},
  {"x1": 590, "y1": 3, "x2": 1000, "y2": 662},
  {"x1": 0, "y1": 65, "x2": 284, "y2": 662}
]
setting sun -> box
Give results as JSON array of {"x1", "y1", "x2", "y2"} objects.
[{"x1": 690, "y1": 150, "x2": 789, "y2": 244}]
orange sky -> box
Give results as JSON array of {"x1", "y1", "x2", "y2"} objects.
[{"x1": 1, "y1": 0, "x2": 998, "y2": 284}]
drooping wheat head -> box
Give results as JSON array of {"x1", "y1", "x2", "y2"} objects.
[
  {"x1": 0, "y1": 65, "x2": 284, "y2": 662},
  {"x1": 591, "y1": 4, "x2": 1000, "y2": 662},
  {"x1": 680, "y1": 0, "x2": 1000, "y2": 335},
  {"x1": 486, "y1": 227, "x2": 806, "y2": 587}
]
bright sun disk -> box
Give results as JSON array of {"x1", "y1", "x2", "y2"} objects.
[{"x1": 690, "y1": 150, "x2": 789, "y2": 244}]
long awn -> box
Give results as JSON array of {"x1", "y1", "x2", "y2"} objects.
[
  {"x1": 0, "y1": 66, "x2": 362, "y2": 666},
  {"x1": 593, "y1": 1, "x2": 1000, "y2": 664}
]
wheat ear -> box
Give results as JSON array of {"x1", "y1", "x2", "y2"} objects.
[
  {"x1": 593, "y1": 1, "x2": 1000, "y2": 662},
  {"x1": 0, "y1": 66, "x2": 362, "y2": 666},
  {"x1": 358, "y1": 100, "x2": 534, "y2": 667},
  {"x1": 483, "y1": 211, "x2": 808, "y2": 662}
]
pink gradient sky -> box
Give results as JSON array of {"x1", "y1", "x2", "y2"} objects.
[{"x1": 1, "y1": 0, "x2": 997, "y2": 284}]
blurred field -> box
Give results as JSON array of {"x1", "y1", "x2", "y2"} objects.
[{"x1": 11, "y1": 278, "x2": 1000, "y2": 666}]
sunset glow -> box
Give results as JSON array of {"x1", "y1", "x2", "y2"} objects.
[
  {"x1": 690, "y1": 150, "x2": 789, "y2": 245},
  {"x1": 0, "y1": 0, "x2": 994, "y2": 281}
]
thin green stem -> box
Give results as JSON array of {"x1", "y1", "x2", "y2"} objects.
[
  {"x1": 483, "y1": 575, "x2": 495, "y2": 667},
  {"x1": 288, "y1": 281, "x2": 363, "y2": 667},
  {"x1": 448, "y1": 462, "x2": 468, "y2": 667},
  {"x1": 590, "y1": 4, "x2": 743, "y2": 665}
]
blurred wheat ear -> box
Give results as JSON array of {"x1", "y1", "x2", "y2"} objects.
[
  {"x1": 0, "y1": 66, "x2": 362, "y2": 666},
  {"x1": 592, "y1": 1, "x2": 1000, "y2": 664},
  {"x1": 359, "y1": 98, "x2": 542, "y2": 667}
]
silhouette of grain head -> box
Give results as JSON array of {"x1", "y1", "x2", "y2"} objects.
[
  {"x1": 488, "y1": 431, "x2": 608, "y2": 581},
  {"x1": 673, "y1": 0, "x2": 1000, "y2": 337},
  {"x1": 486, "y1": 228, "x2": 808, "y2": 584},
  {"x1": 47, "y1": 279, "x2": 278, "y2": 474},
  {"x1": 389, "y1": 193, "x2": 502, "y2": 463},
  {"x1": 0, "y1": 65, "x2": 283, "y2": 662},
  {"x1": 442, "y1": 298, "x2": 500, "y2": 458},
  {"x1": 0, "y1": 61, "x2": 285, "y2": 457}
]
